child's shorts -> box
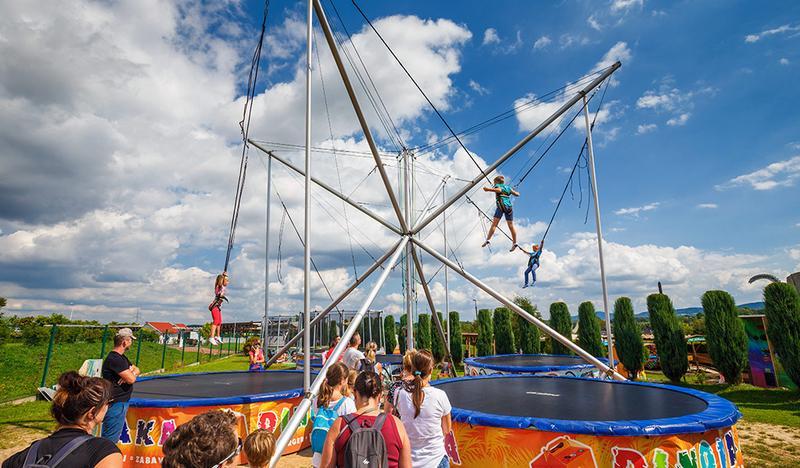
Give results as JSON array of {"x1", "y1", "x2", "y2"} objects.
[{"x1": 493, "y1": 206, "x2": 513, "y2": 221}]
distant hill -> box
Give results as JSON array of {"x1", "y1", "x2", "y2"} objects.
[{"x1": 572, "y1": 302, "x2": 766, "y2": 321}]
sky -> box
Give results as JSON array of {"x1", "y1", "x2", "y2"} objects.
[{"x1": 1, "y1": 0, "x2": 799, "y2": 325}]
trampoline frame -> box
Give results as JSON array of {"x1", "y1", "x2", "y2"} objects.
[{"x1": 464, "y1": 353, "x2": 603, "y2": 374}]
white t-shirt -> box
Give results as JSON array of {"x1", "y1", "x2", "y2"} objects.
[
  {"x1": 311, "y1": 396, "x2": 357, "y2": 467},
  {"x1": 396, "y1": 386, "x2": 452, "y2": 468},
  {"x1": 342, "y1": 347, "x2": 365, "y2": 370}
]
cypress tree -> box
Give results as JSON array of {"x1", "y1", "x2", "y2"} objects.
[
  {"x1": 513, "y1": 296, "x2": 541, "y2": 353},
  {"x1": 549, "y1": 302, "x2": 573, "y2": 355},
  {"x1": 416, "y1": 314, "x2": 432, "y2": 350},
  {"x1": 398, "y1": 315, "x2": 408, "y2": 355},
  {"x1": 648, "y1": 293, "x2": 688, "y2": 383},
  {"x1": 431, "y1": 312, "x2": 447, "y2": 362},
  {"x1": 449, "y1": 311, "x2": 463, "y2": 365},
  {"x1": 476, "y1": 309, "x2": 494, "y2": 356},
  {"x1": 612, "y1": 297, "x2": 644, "y2": 380},
  {"x1": 702, "y1": 290, "x2": 748, "y2": 384},
  {"x1": 577, "y1": 301, "x2": 604, "y2": 357},
  {"x1": 763, "y1": 283, "x2": 800, "y2": 387},
  {"x1": 493, "y1": 308, "x2": 516, "y2": 354},
  {"x1": 383, "y1": 315, "x2": 397, "y2": 355}
]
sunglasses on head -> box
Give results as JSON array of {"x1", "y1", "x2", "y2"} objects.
[{"x1": 211, "y1": 437, "x2": 242, "y2": 468}]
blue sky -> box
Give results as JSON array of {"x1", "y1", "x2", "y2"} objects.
[{"x1": 0, "y1": 0, "x2": 798, "y2": 324}]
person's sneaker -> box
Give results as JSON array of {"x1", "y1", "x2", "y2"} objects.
[
  {"x1": 211, "y1": 337, "x2": 219, "y2": 345},
  {"x1": 522, "y1": 284, "x2": 529, "y2": 289},
  {"x1": 481, "y1": 240, "x2": 490, "y2": 248},
  {"x1": 509, "y1": 243, "x2": 518, "y2": 252}
]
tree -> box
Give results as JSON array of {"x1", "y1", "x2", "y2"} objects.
[
  {"x1": 383, "y1": 315, "x2": 397, "y2": 354},
  {"x1": 399, "y1": 315, "x2": 408, "y2": 355},
  {"x1": 370, "y1": 316, "x2": 382, "y2": 347},
  {"x1": 449, "y1": 311, "x2": 463, "y2": 365},
  {"x1": 493, "y1": 308, "x2": 516, "y2": 354},
  {"x1": 648, "y1": 293, "x2": 688, "y2": 383},
  {"x1": 416, "y1": 314, "x2": 432, "y2": 350},
  {"x1": 763, "y1": 282, "x2": 800, "y2": 387},
  {"x1": 430, "y1": 312, "x2": 447, "y2": 362},
  {"x1": 513, "y1": 296, "x2": 541, "y2": 354},
  {"x1": 476, "y1": 309, "x2": 494, "y2": 356},
  {"x1": 577, "y1": 302, "x2": 604, "y2": 357},
  {"x1": 137, "y1": 327, "x2": 160, "y2": 342},
  {"x1": 701, "y1": 290, "x2": 748, "y2": 384},
  {"x1": 549, "y1": 302, "x2": 573, "y2": 355},
  {"x1": 612, "y1": 297, "x2": 645, "y2": 380},
  {"x1": 200, "y1": 323, "x2": 212, "y2": 340}
]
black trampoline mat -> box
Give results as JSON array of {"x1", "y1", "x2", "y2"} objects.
[
  {"x1": 376, "y1": 354, "x2": 403, "y2": 364},
  {"x1": 132, "y1": 372, "x2": 307, "y2": 400},
  {"x1": 435, "y1": 377, "x2": 708, "y2": 421},
  {"x1": 474, "y1": 355, "x2": 589, "y2": 367}
]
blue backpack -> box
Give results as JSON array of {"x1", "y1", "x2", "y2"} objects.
[{"x1": 311, "y1": 397, "x2": 347, "y2": 453}]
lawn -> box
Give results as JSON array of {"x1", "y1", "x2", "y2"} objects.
[{"x1": 0, "y1": 340, "x2": 243, "y2": 403}]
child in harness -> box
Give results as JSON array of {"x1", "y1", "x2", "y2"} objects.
[
  {"x1": 481, "y1": 175, "x2": 519, "y2": 252},
  {"x1": 519, "y1": 240, "x2": 544, "y2": 288}
]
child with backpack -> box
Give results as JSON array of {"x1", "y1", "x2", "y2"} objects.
[
  {"x1": 481, "y1": 175, "x2": 519, "y2": 252},
  {"x1": 311, "y1": 363, "x2": 356, "y2": 468},
  {"x1": 319, "y1": 371, "x2": 412, "y2": 468},
  {"x1": 395, "y1": 350, "x2": 453, "y2": 468},
  {"x1": 359, "y1": 342, "x2": 383, "y2": 375}
]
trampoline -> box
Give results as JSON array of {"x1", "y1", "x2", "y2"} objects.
[
  {"x1": 465, "y1": 353, "x2": 608, "y2": 378},
  {"x1": 297, "y1": 354, "x2": 404, "y2": 384},
  {"x1": 118, "y1": 371, "x2": 313, "y2": 465},
  {"x1": 433, "y1": 375, "x2": 743, "y2": 467}
]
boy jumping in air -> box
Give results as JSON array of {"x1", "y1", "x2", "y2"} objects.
[
  {"x1": 519, "y1": 240, "x2": 544, "y2": 288},
  {"x1": 482, "y1": 175, "x2": 519, "y2": 251}
]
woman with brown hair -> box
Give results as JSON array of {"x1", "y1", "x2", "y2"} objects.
[
  {"x1": 395, "y1": 350, "x2": 453, "y2": 468},
  {"x1": 319, "y1": 372, "x2": 411, "y2": 468},
  {"x1": 162, "y1": 410, "x2": 240, "y2": 468},
  {"x1": 311, "y1": 362, "x2": 356, "y2": 467},
  {"x1": 2, "y1": 371, "x2": 122, "y2": 467}
]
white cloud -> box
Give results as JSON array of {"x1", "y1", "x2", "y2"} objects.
[
  {"x1": 716, "y1": 156, "x2": 800, "y2": 191},
  {"x1": 651, "y1": 10, "x2": 667, "y2": 17},
  {"x1": 745, "y1": 24, "x2": 800, "y2": 43},
  {"x1": 697, "y1": 203, "x2": 718, "y2": 209},
  {"x1": 559, "y1": 34, "x2": 591, "y2": 49},
  {"x1": 779, "y1": 58, "x2": 790, "y2": 65},
  {"x1": 533, "y1": 35, "x2": 552, "y2": 50},
  {"x1": 611, "y1": 0, "x2": 644, "y2": 12},
  {"x1": 636, "y1": 123, "x2": 657, "y2": 134},
  {"x1": 468, "y1": 79, "x2": 489, "y2": 96},
  {"x1": 482, "y1": 28, "x2": 500, "y2": 45},
  {"x1": 597, "y1": 41, "x2": 632, "y2": 69},
  {"x1": 666, "y1": 112, "x2": 691, "y2": 126},
  {"x1": 614, "y1": 202, "x2": 659, "y2": 216},
  {"x1": 587, "y1": 15, "x2": 602, "y2": 31}
]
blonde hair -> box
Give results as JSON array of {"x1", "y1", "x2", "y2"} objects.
[
  {"x1": 364, "y1": 341, "x2": 378, "y2": 362},
  {"x1": 214, "y1": 274, "x2": 226, "y2": 288},
  {"x1": 493, "y1": 175, "x2": 504, "y2": 185},
  {"x1": 402, "y1": 349, "x2": 417, "y2": 373},
  {"x1": 343, "y1": 369, "x2": 358, "y2": 397},
  {"x1": 243, "y1": 429, "x2": 275, "y2": 468}
]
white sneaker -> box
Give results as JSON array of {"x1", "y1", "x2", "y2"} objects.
[{"x1": 211, "y1": 337, "x2": 219, "y2": 345}]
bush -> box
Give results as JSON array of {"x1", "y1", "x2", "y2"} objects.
[
  {"x1": 763, "y1": 282, "x2": 800, "y2": 388},
  {"x1": 430, "y1": 312, "x2": 447, "y2": 363},
  {"x1": 513, "y1": 297, "x2": 540, "y2": 354},
  {"x1": 0, "y1": 318, "x2": 10, "y2": 344},
  {"x1": 612, "y1": 297, "x2": 645, "y2": 380},
  {"x1": 701, "y1": 290, "x2": 748, "y2": 384},
  {"x1": 648, "y1": 293, "x2": 688, "y2": 383},
  {"x1": 383, "y1": 315, "x2": 397, "y2": 354},
  {"x1": 449, "y1": 311, "x2": 463, "y2": 364},
  {"x1": 549, "y1": 302, "x2": 573, "y2": 355},
  {"x1": 416, "y1": 314, "x2": 432, "y2": 350},
  {"x1": 577, "y1": 302, "x2": 604, "y2": 357},
  {"x1": 476, "y1": 309, "x2": 494, "y2": 356},
  {"x1": 137, "y1": 328, "x2": 160, "y2": 342},
  {"x1": 399, "y1": 315, "x2": 408, "y2": 355},
  {"x1": 493, "y1": 308, "x2": 515, "y2": 355},
  {"x1": 22, "y1": 323, "x2": 51, "y2": 346}
]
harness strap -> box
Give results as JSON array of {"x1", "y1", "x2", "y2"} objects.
[{"x1": 22, "y1": 440, "x2": 42, "y2": 467}]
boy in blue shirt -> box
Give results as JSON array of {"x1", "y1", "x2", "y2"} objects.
[
  {"x1": 481, "y1": 175, "x2": 519, "y2": 251},
  {"x1": 519, "y1": 240, "x2": 544, "y2": 288}
]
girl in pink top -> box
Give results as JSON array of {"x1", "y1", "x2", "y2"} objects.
[{"x1": 208, "y1": 273, "x2": 228, "y2": 345}]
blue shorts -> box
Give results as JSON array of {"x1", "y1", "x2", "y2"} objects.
[{"x1": 493, "y1": 206, "x2": 513, "y2": 221}]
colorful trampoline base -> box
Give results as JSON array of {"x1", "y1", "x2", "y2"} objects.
[
  {"x1": 433, "y1": 375, "x2": 744, "y2": 468},
  {"x1": 119, "y1": 371, "x2": 312, "y2": 467},
  {"x1": 464, "y1": 353, "x2": 608, "y2": 378}
]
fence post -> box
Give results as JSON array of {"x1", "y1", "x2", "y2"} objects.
[
  {"x1": 181, "y1": 332, "x2": 186, "y2": 364},
  {"x1": 208, "y1": 338, "x2": 213, "y2": 361},
  {"x1": 135, "y1": 334, "x2": 142, "y2": 366},
  {"x1": 161, "y1": 333, "x2": 168, "y2": 369},
  {"x1": 40, "y1": 324, "x2": 58, "y2": 388},
  {"x1": 196, "y1": 335, "x2": 201, "y2": 363},
  {"x1": 235, "y1": 333, "x2": 240, "y2": 354},
  {"x1": 227, "y1": 333, "x2": 232, "y2": 355},
  {"x1": 99, "y1": 325, "x2": 109, "y2": 358}
]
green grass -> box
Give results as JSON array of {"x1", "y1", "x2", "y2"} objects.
[
  {"x1": 0, "y1": 340, "x2": 243, "y2": 403},
  {"x1": 0, "y1": 401, "x2": 52, "y2": 450}
]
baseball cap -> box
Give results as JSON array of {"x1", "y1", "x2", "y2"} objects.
[{"x1": 117, "y1": 328, "x2": 137, "y2": 339}]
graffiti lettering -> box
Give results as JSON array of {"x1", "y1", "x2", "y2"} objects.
[
  {"x1": 159, "y1": 419, "x2": 176, "y2": 446},
  {"x1": 258, "y1": 411, "x2": 278, "y2": 431},
  {"x1": 651, "y1": 448, "x2": 668, "y2": 468},
  {"x1": 724, "y1": 430, "x2": 738, "y2": 466},
  {"x1": 136, "y1": 419, "x2": 156, "y2": 446},
  {"x1": 612, "y1": 447, "x2": 647, "y2": 468},
  {"x1": 119, "y1": 419, "x2": 132, "y2": 445}
]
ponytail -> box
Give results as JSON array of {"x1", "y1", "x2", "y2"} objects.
[
  {"x1": 409, "y1": 349, "x2": 434, "y2": 418},
  {"x1": 318, "y1": 362, "x2": 348, "y2": 407}
]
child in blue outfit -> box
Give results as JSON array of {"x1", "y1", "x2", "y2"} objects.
[
  {"x1": 481, "y1": 175, "x2": 519, "y2": 251},
  {"x1": 519, "y1": 241, "x2": 543, "y2": 288}
]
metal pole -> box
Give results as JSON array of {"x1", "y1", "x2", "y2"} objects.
[
  {"x1": 196, "y1": 333, "x2": 201, "y2": 363},
  {"x1": 161, "y1": 333, "x2": 168, "y2": 369},
  {"x1": 181, "y1": 333, "x2": 186, "y2": 364},
  {"x1": 313, "y1": 0, "x2": 408, "y2": 233},
  {"x1": 250, "y1": 144, "x2": 401, "y2": 235},
  {"x1": 135, "y1": 332, "x2": 142, "y2": 366},
  {"x1": 413, "y1": 238, "x2": 625, "y2": 380},
  {"x1": 403, "y1": 151, "x2": 414, "y2": 351},
  {"x1": 583, "y1": 95, "x2": 615, "y2": 371},
  {"x1": 265, "y1": 239, "x2": 402, "y2": 368},
  {"x1": 413, "y1": 62, "x2": 621, "y2": 234},
  {"x1": 264, "y1": 153, "x2": 272, "y2": 348},
  {"x1": 269, "y1": 236, "x2": 409, "y2": 467},
  {"x1": 302, "y1": 0, "x2": 313, "y2": 393},
  {"x1": 40, "y1": 324, "x2": 57, "y2": 388},
  {"x1": 442, "y1": 181, "x2": 450, "y2": 352},
  {"x1": 99, "y1": 325, "x2": 109, "y2": 359}
]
